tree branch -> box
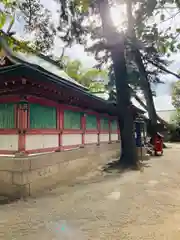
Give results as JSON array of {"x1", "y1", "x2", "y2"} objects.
[{"x1": 146, "y1": 58, "x2": 180, "y2": 79}]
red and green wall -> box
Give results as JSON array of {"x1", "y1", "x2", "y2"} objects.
[{"x1": 0, "y1": 96, "x2": 120, "y2": 155}]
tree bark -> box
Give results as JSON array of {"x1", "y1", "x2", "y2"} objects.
[
  {"x1": 134, "y1": 52, "x2": 157, "y2": 129},
  {"x1": 126, "y1": 0, "x2": 157, "y2": 136},
  {"x1": 98, "y1": 0, "x2": 138, "y2": 167}
]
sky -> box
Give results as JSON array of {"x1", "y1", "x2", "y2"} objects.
[{"x1": 12, "y1": 0, "x2": 180, "y2": 111}]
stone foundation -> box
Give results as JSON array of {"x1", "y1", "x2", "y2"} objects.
[
  {"x1": 0, "y1": 143, "x2": 120, "y2": 198},
  {"x1": 0, "y1": 143, "x2": 149, "y2": 198}
]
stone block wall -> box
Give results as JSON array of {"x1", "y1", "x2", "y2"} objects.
[{"x1": 0, "y1": 143, "x2": 120, "y2": 198}]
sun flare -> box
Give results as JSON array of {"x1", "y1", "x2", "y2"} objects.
[{"x1": 110, "y1": 4, "x2": 127, "y2": 30}]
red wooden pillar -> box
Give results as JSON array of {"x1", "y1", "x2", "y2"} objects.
[
  {"x1": 97, "y1": 116, "x2": 100, "y2": 145},
  {"x1": 57, "y1": 107, "x2": 60, "y2": 151},
  {"x1": 58, "y1": 106, "x2": 64, "y2": 151},
  {"x1": 81, "y1": 113, "x2": 85, "y2": 147},
  {"x1": 17, "y1": 103, "x2": 28, "y2": 154}
]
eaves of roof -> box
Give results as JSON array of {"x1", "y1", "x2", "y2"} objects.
[
  {"x1": 0, "y1": 63, "x2": 145, "y2": 115},
  {"x1": 0, "y1": 63, "x2": 117, "y2": 114}
]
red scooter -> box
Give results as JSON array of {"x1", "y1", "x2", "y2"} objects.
[{"x1": 153, "y1": 133, "x2": 163, "y2": 156}]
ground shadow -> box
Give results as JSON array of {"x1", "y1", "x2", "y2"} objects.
[
  {"x1": 102, "y1": 159, "x2": 151, "y2": 174},
  {"x1": 0, "y1": 195, "x2": 20, "y2": 205}
]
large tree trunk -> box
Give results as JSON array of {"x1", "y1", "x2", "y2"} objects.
[
  {"x1": 98, "y1": 0, "x2": 138, "y2": 167},
  {"x1": 126, "y1": 0, "x2": 157, "y2": 136},
  {"x1": 134, "y1": 52, "x2": 157, "y2": 133}
]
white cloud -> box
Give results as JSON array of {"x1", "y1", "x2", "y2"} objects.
[
  {"x1": 132, "y1": 92, "x2": 174, "y2": 112},
  {"x1": 154, "y1": 95, "x2": 174, "y2": 111}
]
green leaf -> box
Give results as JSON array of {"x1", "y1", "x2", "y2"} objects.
[
  {"x1": 0, "y1": 12, "x2": 6, "y2": 29},
  {"x1": 170, "y1": 43, "x2": 175, "y2": 52},
  {"x1": 176, "y1": 28, "x2": 180, "y2": 33},
  {"x1": 159, "y1": 44, "x2": 167, "y2": 54}
]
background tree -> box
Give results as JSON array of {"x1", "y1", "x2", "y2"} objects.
[
  {"x1": 170, "y1": 111, "x2": 180, "y2": 126},
  {"x1": 172, "y1": 81, "x2": 180, "y2": 126},
  {"x1": 18, "y1": 0, "x2": 56, "y2": 52},
  {"x1": 0, "y1": 0, "x2": 16, "y2": 30},
  {"x1": 0, "y1": 0, "x2": 57, "y2": 53},
  {"x1": 59, "y1": 56, "x2": 108, "y2": 92},
  {"x1": 168, "y1": 81, "x2": 180, "y2": 141},
  {"x1": 172, "y1": 81, "x2": 180, "y2": 110}
]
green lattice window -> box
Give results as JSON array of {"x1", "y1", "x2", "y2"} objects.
[
  {"x1": 100, "y1": 117, "x2": 109, "y2": 130},
  {"x1": 0, "y1": 103, "x2": 15, "y2": 128},
  {"x1": 86, "y1": 114, "x2": 97, "y2": 129},
  {"x1": 30, "y1": 103, "x2": 57, "y2": 128},
  {"x1": 64, "y1": 110, "x2": 82, "y2": 129},
  {"x1": 111, "y1": 120, "x2": 118, "y2": 131}
]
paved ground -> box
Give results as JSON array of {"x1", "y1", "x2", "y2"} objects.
[{"x1": 1, "y1": 144, "x2": 180, "y2": 239}]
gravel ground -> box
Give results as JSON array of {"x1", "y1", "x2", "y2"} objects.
[{"x1": 1, "y1": 143, "x2": 180, "y2": 239}]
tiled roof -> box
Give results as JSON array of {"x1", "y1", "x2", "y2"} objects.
[{"x1": 16, "y1": 52, "x2": 87, "y2": 89}]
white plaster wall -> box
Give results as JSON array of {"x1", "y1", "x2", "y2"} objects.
[
  {"x1": 111, "y1": 133, "x2": 118, "y2": 141},
  {"x1": 62, "y1": 134, "x2": 82, "y2": 146},
  {"x1": 100, "y1": 133, "x2": 109, "y2": 143},
  {"x1": 26, "y1": 134, "x2": 59, "y2": 150},
  {"x1": 0, "y1": 134, "x2": 18, "y2": 151},
  {"x1": 85, "y1": 134, "x2": 98, "y2": 144}
]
